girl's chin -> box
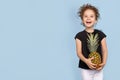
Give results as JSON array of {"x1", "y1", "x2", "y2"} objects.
[{"x1": 85, "y1": 25, "x2": 93, "y2": 28}]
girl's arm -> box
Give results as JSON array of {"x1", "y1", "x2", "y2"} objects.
[
  {"x1": 101, "y1": 38, "x2": 108, "y2": 65},
  {"x1": 97, "y1": 38, "x2": 108, "y2": 70},
  {"x1": 75, "y1": 38, "x2": 96, "y2": 69}
]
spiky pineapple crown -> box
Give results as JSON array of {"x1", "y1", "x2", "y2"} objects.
[{"x1": 87, "y1": 33, "x2": 99, "y2": 53}]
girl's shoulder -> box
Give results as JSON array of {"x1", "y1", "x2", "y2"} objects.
[
  {"x1": 75, "y1": 30, "x2": 85, "y2": 36},
  {"x1": 74, "y1": 30, "x2": 85, "y2": 40},
  {"x1": 95, "y1": 29, "x2": 107, "y2": 40},
  {"x1": 95, "y1": 29, "x2": 106, "y2": 34},
  {"x1": 95, "y1": 29, "x2": 104, "y2": 33}
]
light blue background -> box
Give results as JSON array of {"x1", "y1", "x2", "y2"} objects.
[{"x1": 0, "y1": 0, "x2": 119, "y2": 80}]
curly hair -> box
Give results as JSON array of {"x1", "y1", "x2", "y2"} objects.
[{"x1": 78, "y1": 4, "x2": 100, "y2": 20}]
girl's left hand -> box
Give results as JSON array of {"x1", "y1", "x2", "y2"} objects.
[{"x1": 96, "y1": 63, "x2": 105, "y2": 70}]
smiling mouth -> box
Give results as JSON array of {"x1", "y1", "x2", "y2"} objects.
[{"x1": 86, "y1": 21, "x2": 92, "y2": 24}]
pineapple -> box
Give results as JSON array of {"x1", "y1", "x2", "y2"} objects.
[{"x1": 87, "y1": 33, "x2": 101, "y2": 69}]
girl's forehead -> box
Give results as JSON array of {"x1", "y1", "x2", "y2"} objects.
[{"x1": 84, "y1": 9, "x2": 95, "y2": 15}]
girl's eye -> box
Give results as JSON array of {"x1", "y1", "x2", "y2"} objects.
[
  {"x1": 90, "y1": 16, "x2": 94, "y2": 18},
  {"x1": 84, "y1": 16, "x2": 88, "y2": 18}
]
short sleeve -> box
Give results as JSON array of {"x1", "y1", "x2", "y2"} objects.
[
  {"x1": 99, "y1": 30, "x2": 107, "y2": 41},
  {"x1": 74, "y1": 32, "x2": 82, "y2": 41}
]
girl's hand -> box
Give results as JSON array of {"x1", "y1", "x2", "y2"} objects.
[
  {"x1": 96, "y1": 63, "x2": 105, "y2": 70},
  {"x1": 85, "y1": 57, "x2": 96, "y2": 69}
]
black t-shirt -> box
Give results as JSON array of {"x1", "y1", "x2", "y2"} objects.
[{"x1": 74, "y1": 29, "x2": 106, "y2": 69}]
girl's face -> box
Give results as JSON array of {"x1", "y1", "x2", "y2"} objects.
[{"x1": 82, "y1": 9, "x2": 97, "y2": 28}]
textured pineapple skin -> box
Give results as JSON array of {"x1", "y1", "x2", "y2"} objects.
[{"x1": 88, "y1": 52, "x2": 101, "y2": 69}]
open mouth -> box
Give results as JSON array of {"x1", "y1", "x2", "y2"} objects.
[{"x1": 86, "y1": 21, "x2": 92, "y2": 24}]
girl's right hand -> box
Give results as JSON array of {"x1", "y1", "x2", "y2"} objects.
[{"x1": 85, "y1": 57, "x2": 96, "y2": 69}]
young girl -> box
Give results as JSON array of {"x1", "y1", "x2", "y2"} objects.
[{"x1": 74, "y1": 4, "x2": 108, "y2": 80}]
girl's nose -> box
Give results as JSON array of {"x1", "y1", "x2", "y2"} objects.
[{"x1": 87, "y1": 17, "x2": 90, "y2": 20}]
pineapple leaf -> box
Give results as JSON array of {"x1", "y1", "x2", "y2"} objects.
[{"x1": 87, "y1": 33, "x2": 99, "y2": 52}]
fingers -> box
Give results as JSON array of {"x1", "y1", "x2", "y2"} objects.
[
  {"x1": 89, "y1": 63, "x2": 96, "y2": 69},
  {"x1": 92, "y1": 63, "x2": 97, "y2": 66},
  {"x1": 87, "y1": 57, "x2": 97, "y2": 69},
  {"x1": 99, "y1": 63, "x2": 105, "y2": 66},
  {"x1": 96, "y1": 66, "x2": 103, "y2": 70},
  {"x1": 96, "y1": 63, "x2": 105, "y2": 70},
  {"x1": 89, "y1": 57, "x2": 94, "y2": 60},
  {"x1": 91, "y1": 66, "x2": 96, "y2": 69},
  {"x1": 89, "y1": 66, "x2": 96, "y2": 69}
]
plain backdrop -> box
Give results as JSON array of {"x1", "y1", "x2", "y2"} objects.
[{"x1": 0, "y1": 0, "x2": 119, "y2": 80}]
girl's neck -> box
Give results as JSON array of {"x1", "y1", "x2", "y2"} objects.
[{"x1": 85, "y1": 27, "x2": 94, "y2": 33}]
